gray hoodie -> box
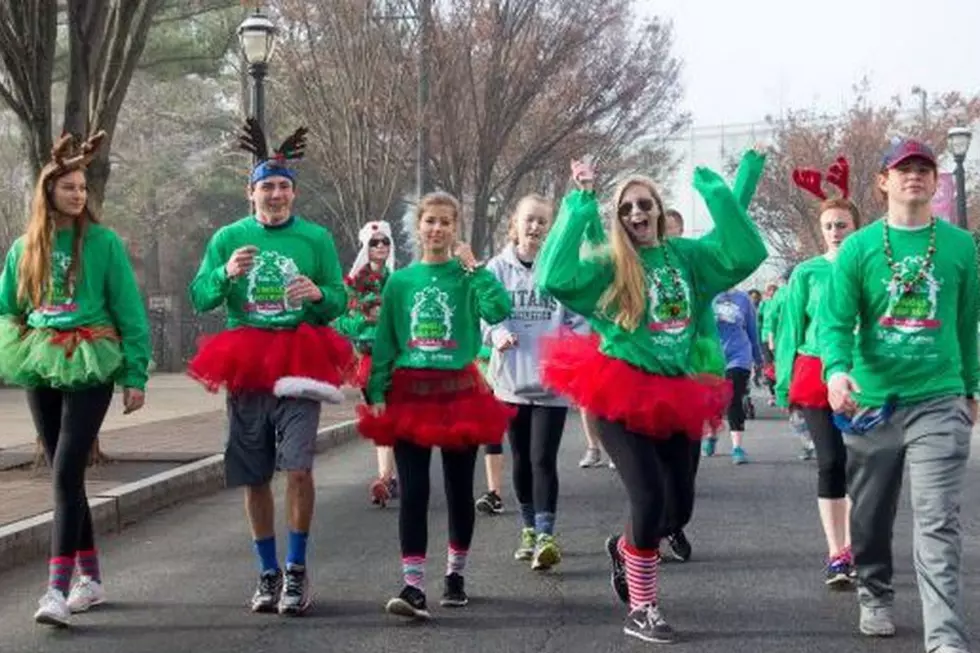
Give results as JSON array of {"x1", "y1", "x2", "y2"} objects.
[{"x1": 483, "y1": 244, "x2": 587, "y2": 406}]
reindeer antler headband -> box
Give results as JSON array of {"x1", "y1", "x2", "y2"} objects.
[
  {"x1": 238, "y1": 117, "x2": 308, "y2": 185},
  {"x1": 47, "y1": 131, "x2": 107, "y2": 175},
  {"x1": 791, "y1": 155, "x2": 851, "y2": 200}
]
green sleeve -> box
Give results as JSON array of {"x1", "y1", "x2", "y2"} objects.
[
  {"x1": 774, "y1": 268, "x2": 808, "y2": 407},
  {"x1": 820, "y1": 242, "x2": 861, "y2": 380},
  {"x1": 478, "y1": 344, "x2": 492, "y2": 360},
  {"x1": 365, "y1": 277, "x2": 399, "y2": 404},
  {"x1": 105, "y1": 234, "x2": 151, "y2": 390},
  {"x1": 469, "y1": 266, "x2": 511, "y2": 325},
  {"x1": 732, "y1": 149, "x2": 766, "y2": 211},
  {"x1": 687, "y1": 165, "x2": 768, "y2": 300},
  {"x1": 756, "y1": 300, "x2": 769, "y2": 339},
  {"x1": 188, "y1": 232, "x2": 231, "y2": 313},
  {"x1": 333, "y1": 311, "x2": 366, "y2": 340},
  {"x1": 957, "y1": 237, "x2": 980, "y2": 395},
  {"x1": 0, "y1": 242, "x2": 22, "y2": 316},
  {"x1": 536, "y1": 189, "x2": 612, "y2": 318},
  {"x1": 309, "y1": 231, "x2": 347, "y2": 323}
]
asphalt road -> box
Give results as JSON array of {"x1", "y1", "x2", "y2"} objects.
[{"x1": 1, "y1": 402, "x2": 977, "y2": 653}]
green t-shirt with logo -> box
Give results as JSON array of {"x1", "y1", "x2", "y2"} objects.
[
  {"x1": 189, "y1": 216, "x2": 347, "y2": 329},
  {"x1": 365, "y1": 259, "x2": 512, "y2": 404},
  {"x1": 536, "y1": 163, "x2": 768, "y2": 377},
  {"x1": 0, "y1": 223, "x2": 151, "y2": 389},
  {"x1": 761, "y1": 286, "x2": 786, "y2": 344},
  {"x1": 821, "y1": 218, "x2": 980, "y2": 406},
  {"x1": 774, "y1": 255, "x2": 830, "y2": 406}
]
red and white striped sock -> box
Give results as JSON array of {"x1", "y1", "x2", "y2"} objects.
[{"x1": 621, "y1": 540, "x2": 659, "y2": 611}]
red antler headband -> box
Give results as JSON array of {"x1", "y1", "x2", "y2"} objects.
[{"x1": 791, "y1": 155, "x2": 851, "y2": 200}]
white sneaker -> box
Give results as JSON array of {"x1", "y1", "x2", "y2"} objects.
[
  {"x1": 34, "y1": 588, "x2": 71, "y2": 627},
  {"x1": 67, "y1": 576, "x2": 106, "y2": 613}
]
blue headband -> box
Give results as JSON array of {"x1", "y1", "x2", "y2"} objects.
[{"x1": 251, "y1": 160, "x2": 297, "y2": 186}]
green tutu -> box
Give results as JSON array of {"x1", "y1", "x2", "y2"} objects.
[{"x1": 0, "y1": 317, "x2": 123, "y2": 389}]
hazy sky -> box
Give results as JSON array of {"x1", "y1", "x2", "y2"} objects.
[{"x1": 639, "y1": 0, "x2": 980, "y2": 127}]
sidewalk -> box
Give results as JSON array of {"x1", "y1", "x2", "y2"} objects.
[{"x1": 0, "y1": 374, "x2": 359, "y2": 528}]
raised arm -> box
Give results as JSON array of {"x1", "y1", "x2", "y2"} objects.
[
  {"x1": 687, "y1": 164, "x2": 768, "y2": 300},
  {"x1": 536, "y1": 190, "x2": 611, "y2": 319}
]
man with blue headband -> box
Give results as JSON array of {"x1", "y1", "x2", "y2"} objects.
[{"x1": 187, "y1": 118, "x2": 354, "y2": 617}]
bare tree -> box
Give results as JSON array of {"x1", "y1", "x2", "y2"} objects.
[
  {"x1": 274, "y1": 0, "x2": 416, "y2": 246},
  {"x1": 752, "y1": 84, "x2": 980, "y2": 263},
  {"x1": 426, "y1": 0, "x2": 687, "y2": 254}
]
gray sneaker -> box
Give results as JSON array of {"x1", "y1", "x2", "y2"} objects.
[
  {"x1": 278, "y1": 564, "x2": 312, "y2": 615},
  {"x1": 579, "y1": 447, "x2": 602, "y2": 468},
  {"x1": 624, "y1": 604, "x2": 675, "y2": 643},
  {"x1": 859, "y1": 605, "x2": 895, "y2": 637}
]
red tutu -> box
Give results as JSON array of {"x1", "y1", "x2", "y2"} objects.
[
  {"x1": 354, "y1": 353, "x2": 372, "y2": 389},
  {"x1": 540, "y1": 331, "x2": 731, "y2": 440},
  {"x1": 188, "y1": 323, "x2": 355, "y2": 394},
  {"x1": 356, "y1": 365, "x2": 515, "y2": 449},
  {"x1": 788, "y1": 354, "x2": 830, "y2": 409}
]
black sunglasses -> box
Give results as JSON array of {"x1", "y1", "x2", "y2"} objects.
[
  {"x1": 369, "y1": 238, "x2": 391, "y2": 247},
  {"x1": 618, "y1": 198, "x2": 655, "y2": 218}
]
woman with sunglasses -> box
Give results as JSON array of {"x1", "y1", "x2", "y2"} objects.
[
  {"x1": 775, "y1": 160, "x2": 860, "y2": 587},
  {"x1": 336, "y1": 221, "x2": 398, "y2": 507},
  {"x1": 537, "y1": 150, "x2": 767, "y2": 643}
]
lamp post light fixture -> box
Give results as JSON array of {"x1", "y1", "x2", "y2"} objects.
[
  {"x1": 238, "y1": 8, "x2": 278, "y2": 160},
  {"x1": 947, "y1": 126, "x2": 973, "y2": 229}
]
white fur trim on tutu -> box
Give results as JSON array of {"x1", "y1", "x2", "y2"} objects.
[{"x1": 273, "y1": 376, "x2": 345, "y2": 404}]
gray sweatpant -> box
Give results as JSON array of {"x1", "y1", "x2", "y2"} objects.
[{"x1": 845, "y1": 395, "x2": 972, "y2": 652}]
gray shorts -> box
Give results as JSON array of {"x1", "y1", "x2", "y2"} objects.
[{"x1": 224, "y1": 393, "x2": 321, "y2": 488}]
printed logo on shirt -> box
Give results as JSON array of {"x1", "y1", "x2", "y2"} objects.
[
  {"x1": 244, "y1": 250, "x2": 302, "y2": 320},
  {"x1": 35, "y1": 251, "x2": 78, "y2": 318},
  {"x1": 713, "y1": 296, "x2": 742, "y2": 325},
  {"x1": 409, "y1": 285, "x2": 457, "y2": 352},
  {"x1": 647, "y1": 268, "x2": 692, "y2": 335},
  {"x1": 879, "y1": 255, "x2": 942, "y2": 334},
  {"x1": 509, "y1": 288, "x2": 558, "y2": 323}
]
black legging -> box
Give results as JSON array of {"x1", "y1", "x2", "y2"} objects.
[
  {"x1": 595, "y1": 419, "x2": 694, "y2": 550},
  {"x1": 663, "y1": 436, "x2": 701, "y2": 535},
  {"x1": 506, "y1": 404, "x2": 567, "y2": 514},
  {"x1": 799, "y1": 407, "x2": 847, "y2": 499},
  {"x1": 394, "y1": 440, "x2": 478, "y2": 556},
  {"x1": 27, "y1": 384, "x2": 114, "y2": 558},
  {"x1": 726, "y1": 367, "x2": 751, "y2": 431}
]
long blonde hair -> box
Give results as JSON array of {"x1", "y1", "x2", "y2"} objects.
[
  {"x1": 597, "y1": 176, "x2": 666, "y2": 331},
  {"x1": 506, "y1": 193, "x2": 552, "y2": 246},
  {"x1": 17, "y1": 164, "x2": 98, "y2": 308}
]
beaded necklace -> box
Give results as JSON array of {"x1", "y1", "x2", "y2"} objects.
[{"x1": 881, "y1": 216, "x2": 937, "y2": 295}]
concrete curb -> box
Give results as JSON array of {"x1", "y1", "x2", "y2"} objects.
[{"x1": 0, "y1": 419, "x2": 358, "y2": 574}]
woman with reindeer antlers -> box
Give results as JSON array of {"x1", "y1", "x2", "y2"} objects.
[
  {"x1": 187, "y1": 119, "x2": 354, "y2": 617},
  {"x1": 775, "y1": 156, "x2": 861, "y2": 588},
  {"x1": 0, "y1": 131, "x2": 151, "y2": 626},
  {"x1": 536, "y1": 150, "x2": 767, "y2": 644}
]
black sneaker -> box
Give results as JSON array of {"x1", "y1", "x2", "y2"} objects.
[
  {"x1": 385, "y1": 585, "x2": 431, "y2": 620},
  {"x1": 250, "y1": 569, "x2": 283, "y2": 613},
  {"x1": 624, "y1": 604, "x2": 676, "y2": 643},
  {"x1": 278, "y1": 563, "x2": 312, "y2": 615},
  {"x1": 440, "y1": 572, "x2": 469, "y2": 607},
  {"x1": 475, "y1": 491, "x2": 504, "y2": 515},
  {"x1": 605, "y1": 535, "x2": 629, "y2": 604},
  {"x1": 664, "y1": 530, "x2": 692, "y2": 562}
]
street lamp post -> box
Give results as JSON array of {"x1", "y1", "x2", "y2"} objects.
[
  {"x1": 912, "y1": 86, "x2": 928, "y2": 128},
  {"x1": 947, "y1": 126, "x2": 973, "y2": 229},
  {"x1": 238, "y1": 8, "x2": 278, "y2": 164}
]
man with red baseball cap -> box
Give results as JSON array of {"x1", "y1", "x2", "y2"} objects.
[{"x1": 822, "y1": 136, "x2": 978, "y2": 652}]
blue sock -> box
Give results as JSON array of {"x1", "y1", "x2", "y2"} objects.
[
  {"x1": 519, "y1": 503, "x2": 535, "y2": 529},
  {"x1": 535, "y1": 511, "x2": 556, "y2": 536},
  {"x1": 286, "y1": 531, "x2": 309, "y2": 567},
  {"x1": 254, "y1": 536, "x2": 279, "y2": 573}
]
